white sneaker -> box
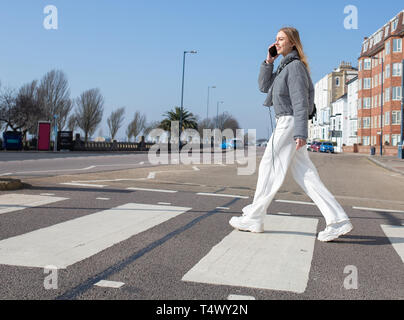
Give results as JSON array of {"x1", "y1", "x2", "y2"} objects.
[
  {"x1": 317, "y1": 220, "x2": 353, "y2": 242},
  {"x1": 229, "y1": 215, "x2": 264, "y2": 233}
]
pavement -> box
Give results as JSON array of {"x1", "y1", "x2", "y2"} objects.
[{"x1": 368, "y1": 154, "x2": 404, "y2": 176}]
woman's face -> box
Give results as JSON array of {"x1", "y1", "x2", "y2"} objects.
[{"x1": 275, "y1": 31, "x2": 295, "y2": 57}]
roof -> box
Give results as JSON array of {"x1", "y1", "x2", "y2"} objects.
[{"x1": 360, "y1": 10, "x2": 404, "y2": 58}]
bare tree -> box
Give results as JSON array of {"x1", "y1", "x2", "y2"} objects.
[
  {"x1": 37, "y1": 70, "x2": 73, "y2": 131},
  {"x1": 126, "y1": 111, "x2": 146, "y2": 142},
  {"x1": 107, "y1": 107, "x2": 125, "y2": 141},
  {"x1": 214, "y1": 112, "x2": 240, "y2": 134},
  {"x1": 74, "y1": 88, "x2": 104, "y2": 142},
  {"x1": 67, "y1": 114, "x2": 78, "y2": 132},
  {"x1": 143, "y1": 120, "x2": 161, "y2": 137}
]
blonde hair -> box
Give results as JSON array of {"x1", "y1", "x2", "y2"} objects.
[{"x1": 279, "y1": 27, "x2": 310, "y2": 73}]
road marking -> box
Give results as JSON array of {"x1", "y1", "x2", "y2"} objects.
[
  {"x1": 0, "y1": 203, "x2": 191, "y2": 269},
  {"x1": 15, "y1": 166, "x2": 96, "y2": 174},
  {"x1": 0, "y1": 173, "x2": 12, "y2": 176},
  {"x1": 158, "y1": 202, "x2": 171, "y2": 205},
  {"x1": 61, "y1": 183, "x2": 107, "y2": 188},
  {"x1": 275, "y1": 200, "x2": 315, "y2": 206},
  {"x1": 139, "y1": 162, "x2": 145, "y2": 165},
  {"x1": 96, "y1": 197, "x2": 110, "y2": 201},
  {"x1": 94, "y1": 280, "x2": 125, "y2": 288},
  {"x1": 216, "y1": 207, "x2": 230, "y2": 210},
  {"x1": 127, "y1": 187, "x2": 177, "y2": 193},
  {"x1": 147, "y1": 172, "x2": 156, "y2": 179},
  {"x1": 380, "y1": 225, "x2": 404, "y2": 264},
  {"x1": 40, "y1": 193, "x2": 55, "y2": 196},
  {"x1": 0, "y1": 194, "x2": 68, "y2": 215},
  {"x1": 353, "y1": 207, "x2": 404, "y2": 214},
  {"x1": 197, "y1": 193, "x2": 249, "y2": 199},
  {"x1": 227, "y1": 294, "x2": 256, "y2": 300},
  {"x1": 192, "y1": 166, "x2": 200, "y2": 171},
  {"x1": 182, "y1": 215, "x2": 318, "y2": 293},
  {"x1": 274, "y1": 212, "x2": 292, "y2": 216}
]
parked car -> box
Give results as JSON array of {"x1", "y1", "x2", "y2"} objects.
[
  {"x1": 320, "y1": 142, "x2": 335, "y2": 153},
  {"x1": 310, "y1": 141, "x2": 321, "y2": 152}
]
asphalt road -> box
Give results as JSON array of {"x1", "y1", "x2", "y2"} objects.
[{"x1": 0, "y1": 149, "x2": 403, "y2": 303}]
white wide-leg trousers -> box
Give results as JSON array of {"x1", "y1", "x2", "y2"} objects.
[{"x1": 242, "y1": 116, "x2": 349, "y2": 226}]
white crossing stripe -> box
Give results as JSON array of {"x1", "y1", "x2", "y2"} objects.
[
  {"x1": 0, "y1": 203, "x2": 191, "y2": 269},
  {"x1": 353, "y1": 207, "x2": 404, "y2": 214},
  {"x1": 380, "y1": 225, "x2": 404, "y2": 264},
  {"x1": 96, "y1": 198, "x2": 110, "y2": 201},
  {"x1": 127, "y1": 187, "x2": 177, "y2": 193},
  {"x1": 94, "y1": 280, "x2": 125, "y2": 288},
  {"x1": 275, "y1": 199, "x2": 315, "y2": 206},
  {"x1": 61, "y1": 183, "x2": 107, "y2": 188},
  {"x1": 216, "y1": 207, "x2": 230, "y2": 210},
  {"x1": 182, "y1": 215, "x2": 318, "y2": 293},
  {"x1": 0, "y1": 194, "x2": 68, "y2": 215},
  {"x1": 227, "y1": 294, "x2": 256, "y2": 300},
  {"x1": 197, "y1": 193, "x2": 249, "y2": 199}
]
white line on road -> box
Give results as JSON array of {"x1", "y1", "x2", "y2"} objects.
[
  {"x1": 380, "y1": 225, "x2": 404, "y2": 264},
  {"x1": 158, "y1": 202, "x2": 172, "y2": 205},
  {"x1": 60, "y1": 183, "x2": 107, "y2": 188},
  {"x1": 274, "y1": 212, "x2": 292, "y2": 216},
  {"x1": 0, "y1": 194, "x2": 68, "y2": 215},
  {"x1": 94, "y1": 280, "x2": 125, "y2": 288},
  {"x1": 182, "y1": 215, "x2": 319, "y2": 293},
  {"x1": 40, "y1": 193, "x2": 55, "y2": 196},
  {"x1": 127, "y1": 187, "x2": 177, "y2": 193},
  {"x1": 0, "y1": 173, "x2": 12, "y2": 176},
  {"x1": 15, "y1": 166, "x2": 96, "y2": 174},
  {"x1": 0, "y1": 203, "x2": 191, "y2": 268},
  {"x1": 353, "y1": 206, "x2": 404, "y2": 214},
  {"x1": 275, "y1": 200, "x2": 316, "y2": 206},
  {"x1": 147, "y1": 172, "x2": 156, "y2": 179},
  {"x1": 96, "y1": 198, "x2": 110, "y2": 201},
  {"x1": 227, "y1": 295, "x2": 256, "y2": 300},
  {"x1": 216, "y1": 207, "x2": 230, "y2": 210},
  {"x1": 192, "y1": 166, "x2": 200, "y2": 171},
  {"x1": 197, "y1": 193, "x2": 249, "y2": 199}
]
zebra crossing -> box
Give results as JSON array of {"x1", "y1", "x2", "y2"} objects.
[{"x1": 0, "y1": 191, "x2": 403, "y2": 299}]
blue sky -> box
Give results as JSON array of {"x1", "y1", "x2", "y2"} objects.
[{"x1": 0, "y1": 0, "x2": 403, "y2": 140}]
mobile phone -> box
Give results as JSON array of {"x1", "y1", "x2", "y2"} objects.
[{"x1": 269, "y1": 46, "x2": 278, "y2": 57}]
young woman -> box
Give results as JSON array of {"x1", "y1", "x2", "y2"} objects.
[{"x1": 229, "y1": 27, "x2": 353, "y2": 242}]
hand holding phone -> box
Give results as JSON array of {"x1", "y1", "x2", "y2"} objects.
[{"x1": 266, "y1": 43, "x2": 279, "y2": 64}]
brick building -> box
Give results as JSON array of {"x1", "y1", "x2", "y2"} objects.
[{"x1": 358, "y1": 10, "x2": 404, "y2": 149}]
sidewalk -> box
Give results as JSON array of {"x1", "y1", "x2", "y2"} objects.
[{"x1": 368, "y1": 155, "x2": 404, "y2": 175}]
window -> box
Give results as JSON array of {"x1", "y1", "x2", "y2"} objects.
[
  {"x1": 385, "y1": 26, "x2": 390, "y2": 39},
  {"x1": 359, "y1": 60, "x2": 362, "y2": 71},
  {"x1": 335, "y1": 77, "x2": 340, "y2": 87},
  {"x1": 364, "y1": 98, "x2": 371, "y2": 109},
  {"x1": 364, "y1": 59, "x2": 371, "y2": 70},
  {"x1": 385, "y1": 88, "x2": 390, "y2": 102},
  {"x1": 363, "y1": 78, "x2": 371, "y2": 89},
  {"x1": 363, "y1": 42, "x2": 369, "y2": 52},
  {"x1": 392, "y1": 111, "x2": 401, "y2": 125},
  {"x1": 393, "y1": 87, "x2": 402, "y2": 101},
  {"x1": 392, "y1": 63, "x2": 402, "y2": 76},
  {"x1": 385, "y1": 64, "x2": 390, "y2": 78},
  {"x1": 392, "y1": 19, "x2": 399, "y2": 31},
  {"x1": 359, "y1": 79, "x2": 362, "y2": 90},
  {"x1": 393, "y1": 39, "x2": 402, "y2": 52},
  {"x1": 385, "y1": 41, "x2": 390, "y2": 54},
  {"x1": 392, "y1": 134, "x2": 401, "y2": 146},
  {"x1": 385, "y1": 111, "x2": 390, "y2": 125},
  {"x1": 363, "y1": 117, "x2": 371, "y2": 128},
  {"x1": 384, "y1": 134, "x2": 390, "y2": 145},
  {"x1": 363, "y1": 136, "x2": 370, "y2": 146}
]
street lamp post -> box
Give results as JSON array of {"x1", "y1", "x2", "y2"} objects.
[
  {"x1": 207, "y1": 86, "x2": 216, "y2": 120},
  {"x1": 180, "y1": 50, "x2": 197, "y2": 148},
  {"x1": 372, "y1": 56, "x2": 384, "y2": 156}
]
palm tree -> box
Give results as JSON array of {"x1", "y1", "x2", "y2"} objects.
[{"x1": 159, "y1": 106, "x2": 198, "y2": 132}]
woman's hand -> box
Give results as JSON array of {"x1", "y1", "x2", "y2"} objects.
[
  {"x1": 295, "y1": 138, "x2": 306, "y2": 151},
  {"x1": 266, "y1": 43, "x2": 279, "y2": 64}
]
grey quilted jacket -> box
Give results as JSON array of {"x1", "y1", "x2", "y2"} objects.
[{"x1": 258, "y1": 49, "x2": 314, "y2": 140}]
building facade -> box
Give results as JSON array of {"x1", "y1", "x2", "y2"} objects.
[
  {"x1": 358, "y1": 10, "x2": 404, "y2": 147},
  {"x1": 309, "y1": 62, "x2": 358, "y2": 142},
  {"x1": 347, "y1": 76, "x2": 360, "y2": 146}
]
